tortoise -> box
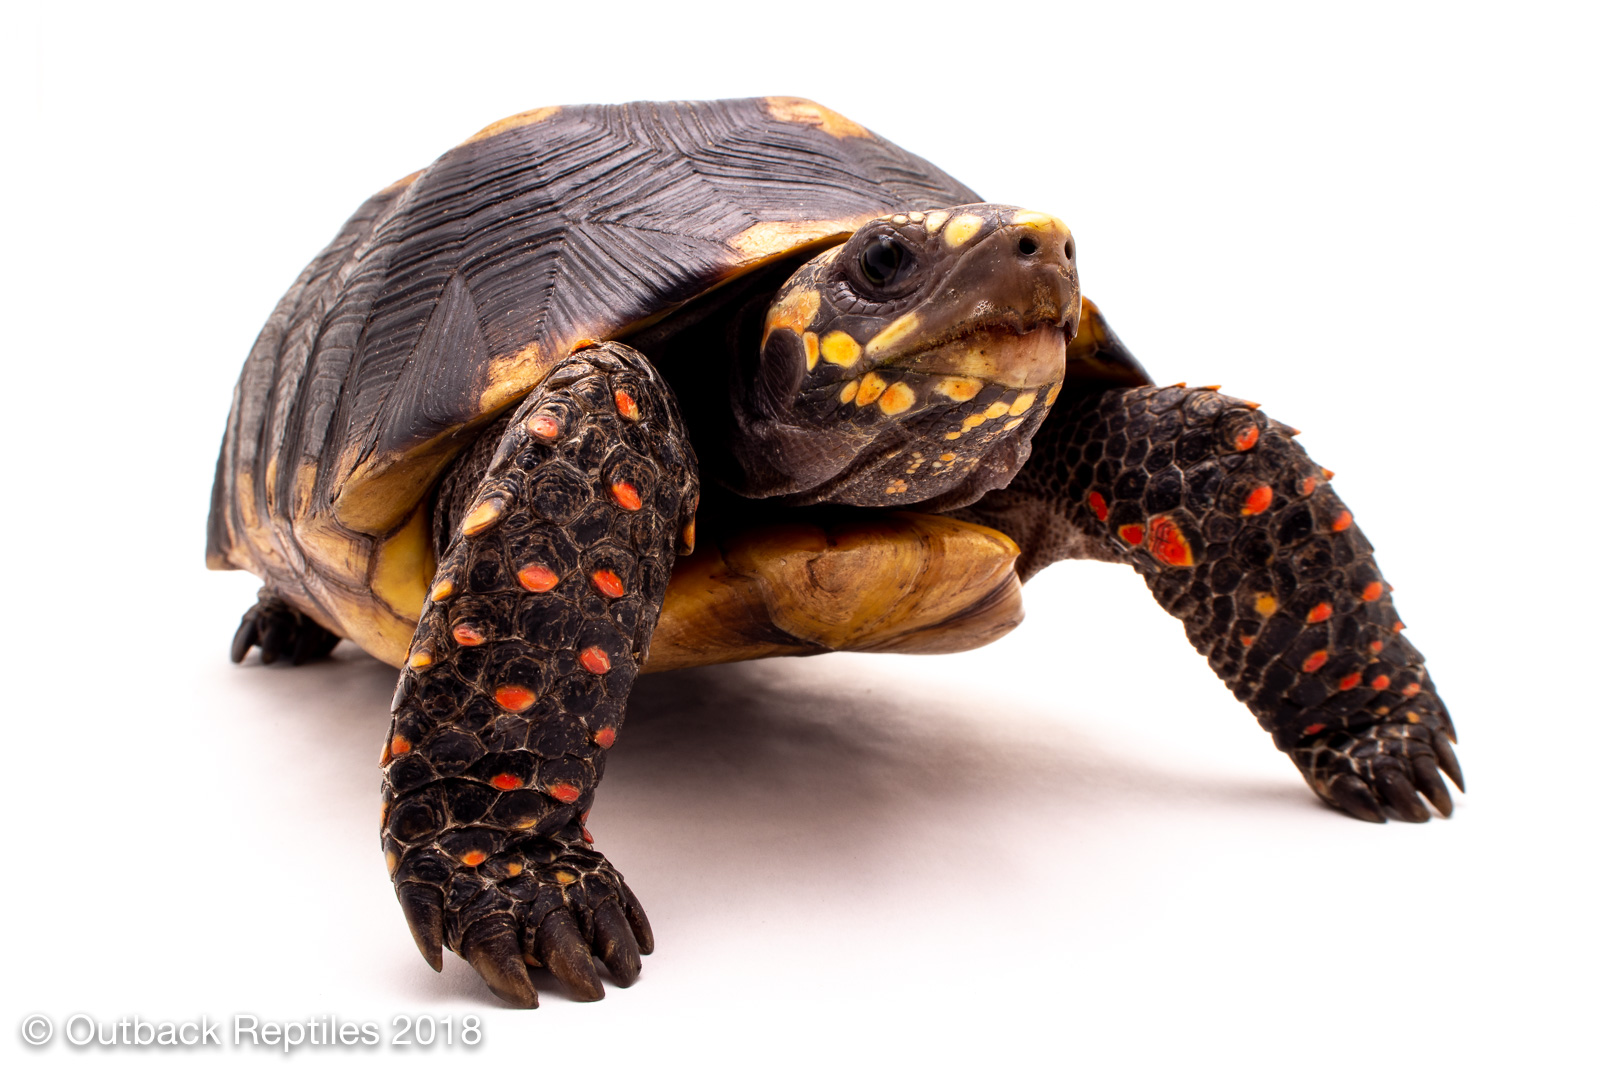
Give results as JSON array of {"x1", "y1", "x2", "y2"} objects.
[{"x1": 209, "y1": 97, "x2": 1463, "y2": 1008}]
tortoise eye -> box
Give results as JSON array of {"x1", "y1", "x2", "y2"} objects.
[{"x1": 859, "y1": 235, "x2": 914, "y2": 291}]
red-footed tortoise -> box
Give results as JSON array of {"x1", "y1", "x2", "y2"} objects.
[{"x1": 210, "y1": 97, "x2": 1461, "y2": 1007}]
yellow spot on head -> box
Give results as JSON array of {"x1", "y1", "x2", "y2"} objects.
[
  {"x1": 984, "y1": 401, "x2": 1010, "y2": 419},
  {"x1": 866, "y1": 311, "x2": 922, "y2": 357},
  {"x1": 892, "y1": 214, "x2": 909, "y2": 224},
  {"x1": 944, "y1": 214, "x2": 985, "y2": 247},
  {"x1": 803, "y1": 331, "x2": 820, "y2": 370},
  {"x1": 945, "y1": 431, "x2": 961, "y2": 440},
  {"x1": 1009, "y1": 391, "x2": 1038, "y2": 416},
  {"x1": 839, "y1": 380, "x2": 859, "y2": 403},
  {"x1": 1002, "y1": 417, "x2": 1025, "y2": 430},
  {"x1": 910, "y1": 212, "x2": 925, "y2": 222},
  {"x1": 554, "y1": 870, "x2": 578, "y2": 885},
  {"x1": 925, "y1": 210, "x2": 950, "y2": 235},
  {"x1": 936, "y1": 376, "x2": 984, "y2": 402},
  {"x1": 878, "y1": 381, "x2": 917, "y2": 416},
  {"x1": 1010, "y1": 210, "x2": 1070, "y2": 237},
  {"x1": 1255, "y1": 593, "x2": 1278, "y2": 616},
  {"x1": 939, "y1": 453, "x2": 956, "y2": 462},
  {"x1": 961, "y1": 413, "x2": 987, "y2": 430},
  {"x1": 1046, "y1": 383, "x2": 1063, "y2": 406},
  {"x1": 821, "y1": 331, "x2": 862, "y2": 367},
  {"x1": 763, "y1": 287, "x2": 821, "y2": 345},
  {"x1": 856, "y1": 372, "x2": 888, "y2": 406},
  {"x1": 386, "y1": 850, "x2": 399, "y2": 874}
]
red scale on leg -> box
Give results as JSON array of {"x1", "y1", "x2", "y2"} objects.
[
  {"x1": 1307, "y1": 602, "x2": 1333, "y2": 623},
  {"x1": 494, "y1": 685, "x2": 536, "y2": 712},
  {"x1": 1361, "y1": 581, "x2": 1384, "y2": 602},
  {"x1": 453, "y1": 624, "x2": 486, "y2": 647},
  {"x1": 1234, "y1": 424, "x2": 1260, "y2": 451},
  {"x1": 1118, "y1": 523, "x2": 1145, "y2": 546},
  {"x1": 490, "y1": 773, "x2": 524, "y2": 791},
  {"x1": 517, "y1": 564, "x2": 559, "y2": 593},
  {"x1": 1148, "y1": 515, "x2": 1194, "y2": 567},
  {"x1": 1302, "y1": 650, "x2": 1329, "y2": 672},
  {"x1": 591, "y1": 570, "x2": 625, "y2": 598},
  {"x1": 1088, "y1": 491, "x2": 1108, "y2": 522},
  {"x1": 614, "y1": 390, "x2": 640, "y2": 421},
  {"x1": 1240, "y1": 485, "x2": 1273, "y2": 516},
  {"x1": 528, "y1": 414, "x2": 561, "y2": 439},
  {"x1": 1331, "y1": 510, "x2": 1354, "y2": 532},
  {"x1": 548, "y1": 782, "x2": 582, "y2": 804},
  {"x1": 579, "y1": 647, "x2": 612, "y2": 674},
  {"x1": 593, "y1": 727, "x2": 617, "y2": 749},
  {"x1": 611, "y1": 482, "x2": 643, "y2": 511},
  {"x1": 1337, "y1": 672, "x2": 1362, "y2": 691}
]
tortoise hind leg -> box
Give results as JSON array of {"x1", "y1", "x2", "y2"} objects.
[
  {"x1": 383, "y1": 342, "x2": 697, "y2": 1008},
  {"x1": 230, "y1": 589, "x2": 341, "y2": 665}
]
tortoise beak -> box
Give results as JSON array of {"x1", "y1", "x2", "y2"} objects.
[{"x1": 866, "y1": 209, "x2": 1080, "y2": 388}]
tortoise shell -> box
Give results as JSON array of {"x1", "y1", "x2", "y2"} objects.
[{"x1": 208, "y1": 97, "x2": 1030, "y2": 664}]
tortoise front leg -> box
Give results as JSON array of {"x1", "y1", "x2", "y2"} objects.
[
  {"x1": 962, "y1": 380, "x2": 1462, "y2": 822},
  {"x1": 382, "y1": 343, "x2": 697, "y2": 1007}
]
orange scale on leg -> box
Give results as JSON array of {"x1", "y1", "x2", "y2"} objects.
[
  {"x1": 1302, "y1": 650, "x2": 1329, "y2": 672},
  {"x1": 548, "y1": 783, "x2": 582, "y2": 804},
  {"x1": 611, "y1": 482, "x2": 643, "y2": 511}
]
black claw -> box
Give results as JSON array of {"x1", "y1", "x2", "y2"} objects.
[
  {"x1": 535, "y1": 910, "x2": 604, "y2": 1001},
  {"x1": 396, "y1": 883, "x2": 444, "y2": 971},
  {"x1": 1375, "y1": 768, "x2": 1430, "y2": 823},
  {"x1": 258, "y1": 615, "x2": 291, "y2": 664},
  {"x1": 1433, "y1": 736, "x2": 1465, "y2": 792},
  {"x1": 463, "y1": 919, "x2": 539, "y2": 1009},
  {"x1": 1328, "y1": 774, "x2": 1385, "y2": 823},
  {"x1": 1412, "y1": 758, "x2": 1454, "y2": 817},
  {"x1": 617, "y1": 880, "x2": 654, "y2": 955},
  {"x1": 229, "y1": 618, "x2": 257, "y2": 664},
  {"x1": 592, "y1": 900, "x2": 642, "y2": 986}
]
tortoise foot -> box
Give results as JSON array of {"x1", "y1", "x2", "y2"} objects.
[
  {"x1": 1293, "y1": 721, "x2": 1463, "y2": 823},
  {"x1": 230, "y1": 589, "x2": 341, "y2": 665},
  {"x1": 397, "y1": 826, "x2": 652, "y2": 1008}
]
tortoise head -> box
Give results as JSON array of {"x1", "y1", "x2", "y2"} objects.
[{"x1": 728, "y1": 204, "x2": 1081, "y2": 509}]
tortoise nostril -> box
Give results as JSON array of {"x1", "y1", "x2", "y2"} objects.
[
  {"x1": 1064, "y1": 240, "x2": 1074, "y2": 260},
  {"x1": 1018, "y1": 236, "x2": 1039, "y2": 257}
]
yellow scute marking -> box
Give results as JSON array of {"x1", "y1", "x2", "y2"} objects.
[
  {"x1": 821, "y1": 331, "x2": 862, "y2": 367},
  {"x1": 984, "y1": 401, "x2": 1010, "y2": 419},
  {"x1": 371, "y1": 507, "x2": 434, "y2": 621},
  {"x1": 763, "y1": 97, "x2": 871, "y2": 138},
  {"x1": 839, "y1": 380, "x2": 858, "y2": 403},
  {"x1": 944, "y1": 214, "x2": 984, "y2": 247},
  {"x1": 1009, "y1": 391, "x2": 1037, "y2": 416},
  {"x1": 924, "y1": 210, "x2": 950, "y2": 234},
  {"x1": 1010, "y1": 210, "x2": 1069, "y2": 235},
  {"x1": 803, "y1": 332, "x2": 820, "y2": 370},
  {"x1": 878, "y1": 382, "x2": 917, "y2": 416},
  {"x1": 866, "y1": 311, "x2": 922, "y2": 357},
  {"x1": 462, "y1": 106, "x2": 561, "y2": 145}
]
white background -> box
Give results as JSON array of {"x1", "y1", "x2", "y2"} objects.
[{"x1": 4, "y1": 1, "x2": 1595, "y2": 1063}]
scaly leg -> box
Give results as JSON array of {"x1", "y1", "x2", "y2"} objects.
[
  {"x1": 963, "y1": 381, "x2": 1462, "y2": 822},
  {"x1": 382, "y1": 343, "x2": 697, "y2": 1006}
]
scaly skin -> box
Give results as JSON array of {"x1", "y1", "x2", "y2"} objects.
[
  {"x1": 380, "y1": 344, "x2": 697, "y2": 1007},
  {"x1": 962, "y1": 384, "x2": 1462, "y2": 822}
]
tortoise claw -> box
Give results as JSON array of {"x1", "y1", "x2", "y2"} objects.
[
  {"x1": 618, "y1": 880, "x2": 654, "y2": 955},
  {"x1": 1328, "y1": 774, "x2": 1386, "y2": 823},
  {"x1": 592, "y1": 900, "x2": 642, "y2": 986},
  {"x1": 534, "y1": 910, "x2": 605, "y2": 1001},
  {"x1": 229, "y1": 615, "x2": 258, "y2": 664},
  {"x1": 464, "y1": 919, "x2": 539, "y2": 1009},
  {"x1": 396, "y1": 884, "x2": 444, "y2": 971},
  {"x1": 1412, "y1": 758, "x2": 1454, "y2": 817},
  {"x1": 1433, "y1": 735, "x2": 1465, "y2": 792},
  {"x1": 1375, "y1": 767, "x2": 1431, "y2": 822}
]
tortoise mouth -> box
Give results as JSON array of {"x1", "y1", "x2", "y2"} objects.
[{"x1": 889, "y1": 323, "x2": 1067, "y2": 391}]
